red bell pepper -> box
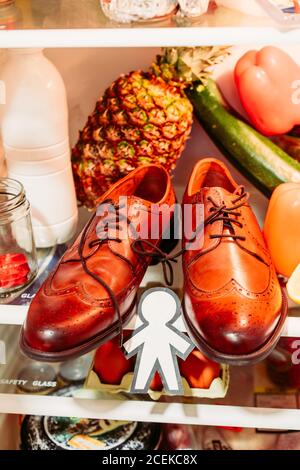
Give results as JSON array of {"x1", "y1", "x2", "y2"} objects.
[{"x1": 235, "y1": 46, "x2": 300, "y2": 136}]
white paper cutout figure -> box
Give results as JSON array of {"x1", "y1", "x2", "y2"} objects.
[{"x1": 123, "y1": 288, "x2": 194, "y2": 395}]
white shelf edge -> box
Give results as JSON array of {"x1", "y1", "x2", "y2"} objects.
[
  {"x1": 0, "y1": 306, "x2": 28, "y2": 325},
  {"x1": 0, "y1": 393, "x2": 299, "y2": 430},
  {"x1": 282, "y1": 316, "x2": 300, "y2": 338},
  {"x1": 0, "y1": 27, "x2": 300, "y2": 48}
]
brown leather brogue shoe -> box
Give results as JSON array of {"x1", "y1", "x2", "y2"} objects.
[
  {"x1": 21, "y1": 165, "x2": 176, "y2": 362},
  {"x1": 182, "y1": 158, "x2": 287, "y2": 365}
]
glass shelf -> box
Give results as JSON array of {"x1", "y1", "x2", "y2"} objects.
[
  {"x1": 0, "y1": 0, "x2": 299, "y2": 48},
  {"x1": 2, "y1": 0, "x2": 275, "y2": 31},
  {"x1": 1, "y1": 322, "x2": 300, "y2": 430}
]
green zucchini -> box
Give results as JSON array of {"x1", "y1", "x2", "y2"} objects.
[{"x1": 186, "y1": 79, "x2": 300, "y2": 197}]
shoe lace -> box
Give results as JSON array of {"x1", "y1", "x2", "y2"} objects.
[
  {"x1": 131, "y1": 239, "x2": 183, "y2": 287},
  {"x1": 203, "y1": 186, "x2": 268, "y2": 265},
  {"x1": 63, "y1": 199, "x2": 137, "y2": 347},
  {"x1": 206, "y1": 186, "x2": 248, "y2": 241},
  {"x1": 132, "y1": 186, "x2": 267, "y2": 281}
]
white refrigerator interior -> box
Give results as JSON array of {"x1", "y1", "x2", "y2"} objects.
[{"x1": 0, "y1": 37, "x2": 299, "y2": 449}]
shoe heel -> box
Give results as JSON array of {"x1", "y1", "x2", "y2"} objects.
[{"x1": 150, "y1": 210, "x2": 180, "y2": 266}]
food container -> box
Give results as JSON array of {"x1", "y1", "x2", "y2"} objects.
[
  {"x1": 216, "y1": 0, "x2": 300, "y2": 24},
  {"x1": 264, "y1": 183, "x2": 300, "y2": 278},
  {"x1": 267, "y1": 338, "x2": 300, "y2": 388},
  {"x1": 0, "y1": 0, "x2": 22, "y2": 30},
  {"x1": 85, "y1": 334, "x2": 229, "y2": 400},
  {"x1": 16, "y1": 363, "x2": 58, "y2": 395},
  {"x1": 86, "y1": 367, "x2": 229, "y2": 400},
  {"x1": 99, "y1": 0, "x2": 178, "y2": 23},
  {"x1": 178, "y1": 0, "x2": 210, "y2": 17},
  {"x1": 258, "y1": 0, "x2": 300, "y2": 25},
  {"x1": 58, "y1": 355, "x2": 93, "y2": 386},
  {"x1": 20, "y1": 386, "x2": 162, "y2": 450},
  {"x1": 215, "y1": 0, "x2": 268, "y2": 16},
  {"x1": 0, "y1": 177, "x2": 37, "y2": 296}
]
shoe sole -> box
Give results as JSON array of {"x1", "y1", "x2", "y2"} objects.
[
  {"x1": 182, "y1": 289, "x2": 288, "y2": 366},
  {"x1": 19, "y1": 296, "x2": 137, "y2": 363}
]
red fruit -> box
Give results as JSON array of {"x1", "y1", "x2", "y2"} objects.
[
  {"x1": 93, "y1": 335, "x2": 134, "y2": 385},
  {"x1": 0, "y1": 276, "x2": 28, "y2": 289},
  {"x1": 179, "y1": 350, "x2": 220, "y2": 389},
  {"x1": 219, "y1": 427, "x2": 243, "y2": 432},
  {"x1": 0, "y1": 253, "x2": 30, "y2": 289},
  {"x1": 0, "y1": 264, "x2": 30, "y2": 278},
  {"x1": 150, "y1": 372, "x2": 163, "y2": 391},
  {"x1": 164, "y1": 424, "x2": 193, "y2": 450},
  {"x1": 0, "y1": 253, "x2": 28, "y2": 268}
]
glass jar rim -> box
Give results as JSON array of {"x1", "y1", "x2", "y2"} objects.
[{"x1": 0, "y1": 177, "x2": 27, "y2": 216}]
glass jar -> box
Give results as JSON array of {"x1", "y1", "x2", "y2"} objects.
[
  {"x1": 0, "y1": 0, "x2": 22, "y2": 31},
  {"x1": 0, "y1": 178, "x2": 37, "y2": 295},
  {"x1": 58, "y1": 354, "x2": 93, "y2": 385},
  {"x1": 100, "y1": 0, "x2": 178, "y2": 23},
  {"x1": 16, "y1": 362, "x2": 57, "y2": 395}
]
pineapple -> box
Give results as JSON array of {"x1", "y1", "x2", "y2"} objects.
[{"x1": 72, "y1": 47, "x2": 228, "y2": 209}]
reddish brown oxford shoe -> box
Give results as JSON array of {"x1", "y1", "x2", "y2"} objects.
[
  {"x1": 182, "y1": 158, "x2": 287, "y2": 365},
  {"x1": 21, "y1": 165, "x2": 176, "y2": 362}
]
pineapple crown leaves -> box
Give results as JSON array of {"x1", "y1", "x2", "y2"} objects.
[{"x1": 153, "y1": 47, "x2": 230, "y2": 85}]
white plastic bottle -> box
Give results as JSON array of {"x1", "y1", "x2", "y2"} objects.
[{"x1": 0, "y1": 48, "x2": 78, "y2": 247}]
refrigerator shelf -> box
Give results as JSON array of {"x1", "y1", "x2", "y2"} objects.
[
  {"x1": 1, "y1": 0, "x2": 300, "y2": 48},
  {"x1": 0, "y1": 394, "x2": 298, "y2": 430},
  {"x1": 0, "y1": 380, "x2": 300, "y2": 430},
  {"x1": 3, "y1": 27, "x2": 300, "y2": 49},
  {"x1": 0, "y1": 324, "x2": 297, "y2": 429}
]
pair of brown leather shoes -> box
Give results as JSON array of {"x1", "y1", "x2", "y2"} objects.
[{"x1": 21, "y1": 159, "x2": 287, "y2": 365}]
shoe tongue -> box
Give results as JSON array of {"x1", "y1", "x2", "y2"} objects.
[
  {"x1": 109, "y1": 194, "x2": 152, "y2": 207},
  {"x1": 130, "y1": 195, "x2": 153, "y2": 209},
  {"x1": 109, "y1": 193, "x2": 153, "y2": 210},
  {"x1": 209, "y1": 186, "x2": 233, "y2": 197},
  {"x1": 200, "y1": 187, "x2": 234, "y2": 207},
  {"x1": 200, "y1": 188, "x2": 237, "y2": 238}
]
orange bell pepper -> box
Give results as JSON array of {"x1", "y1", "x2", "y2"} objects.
[
  {"x1": 264, "y1": 183, "x2": 300, "y2": 278},
  {"x1": 235, "y1": 46, "x2": 300, "y2": 136},
  {"x1": 294, "y1": 1, "x2": 300, "y2": 14}
]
